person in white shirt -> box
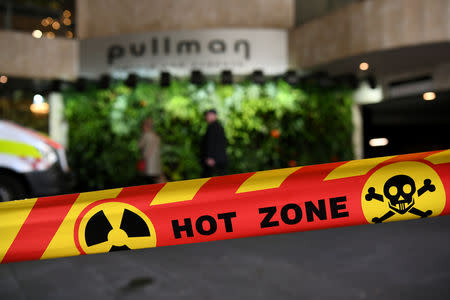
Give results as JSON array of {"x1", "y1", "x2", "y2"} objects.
[{"x1": 138, "y1": 118, "x2": 165, "y2": 183}]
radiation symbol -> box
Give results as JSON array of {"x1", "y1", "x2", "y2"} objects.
[
  {"x1": 77, "y1": 202, "x2": 157, "y2": 254},
  {"x1": 361, "y1": 161, "x2": 446, "y2": 224}
]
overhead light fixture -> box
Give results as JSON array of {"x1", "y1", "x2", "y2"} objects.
[
  {"x1": 46, "y1": 32, "x2": 55, "y2": 39},
  {"x1": 32, "y1": 29, "x2": 42, "y2": 39},
  {"x1": 125, "y1": 73, "x2": 138, "y2": 88},
  {"x1": 359, "y1": 62, "x2": 369, "y2": 71},
  {"x1": 423, "y1": 91, "x2": 436, "y2": 101},
  {"x1": 190, "y1": 70, "x2": 205, "y2": 85},
  {"x1": 284, "y1": 70, "x2": 299, "y2": 86},
  {"x1": 221, "y1": 70, "x2": 233, "y2": 85},
  {"x1": 30, "y1": 94, "x2": 49, "y2": 114},
  {"x1": 33, "y1": 94, "x2": 44, "y2": 104},
  {"x1": 0, "y1": 75, "x2": 7, "y2": 84},
  {"x1": 315, "y1": 71, "x2": 334, "y2": 88},
  {"x1": 52, "y1": 21, "x2": 60, "y2": 30},
  {"x1": 252, "y1": 70, "x2": 265, "y2": 85},
  {"x1": 75, "y1": 78, "x2": 87, "y2": 91},
  {"x1": 369, "y1": 138, "x2": 389, "y2": 147},
  {"x1": 98, "y1": 74, "x2": 111, "y2": 89},
  {"x1": 160, "y1": 72, "x2": 171, "y2": 87},
  {"x1": 63, "y1": 18, "x2": 71, "y2": 26},
  {"x1": 30, "y1": 102, "x2": 49, "y2": 114}
]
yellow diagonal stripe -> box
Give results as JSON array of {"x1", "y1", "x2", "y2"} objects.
[
  {"x1": 0, "y1": 140, "x2": 41, "y2": 158},
  {"x1": 236, "y1": 167, "x2": 301, "y2": 193},
  {"x1": 425, "y1": 150, "x2": 450, "y2": 165},
  {"x1": 324, "y1": 156, "x2": 395, "y2": 181},
  {"x1": 0, "y1": 198, "x2": 37, "y2": 262},
  {"x1": 150, "y1": 178, "x2": 210, "y2": 206},
  {"x1": 41, "y1": 188, "x2": 122, "y2": 260}
]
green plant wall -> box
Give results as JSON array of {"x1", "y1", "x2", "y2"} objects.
[{"x1": 63, "y1": 79, "x2": 353, "y2": 191}]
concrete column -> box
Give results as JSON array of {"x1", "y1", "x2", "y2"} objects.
[
  {"x1": 49, "y1": 92, "x2": 68, "y2": 148},
  {"x1": 352, "y1": 103, "x2": 363, "y2": 160}
]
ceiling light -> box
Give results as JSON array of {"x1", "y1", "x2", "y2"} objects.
[
  {"x1": 98, "y1": 74, "x2": 111, "y2": 89},
  {"x1": 251, "y1": 70, "x2": 265, "y2": 85},
  {"x1": 52, "y1": 21, "x2": 60, "y2": 30},
  {"x1": 32, "y1": 29, "x2": 42, "y2": 39},
  {"x1": 33, "y1": 94, "x2": 44, "y2": 104},
  {"x1": 31, "y1": 94, "x2": 49, "y2": 114},
  {"x1": 284, "y1": 70, "x2": 299, "y2": 85},
  {"x1": 160, "y1": 72, "x2": 171, "y2": 87},
  {"x1": 423, "y1": 91, "x2": 436, "y2": 101},
  {"x1": 359, "y1": 62, "x2": 369, "y2": 71},
  {"x1": 221, "y1": 70, "x2": 233, "y2": 85},
  {"x1": 125, "y1": 73, "x2": 138, "y2": 88},
  {"x1": 369, "y1": 138, "x2": 389, "y2": 147},
  {"x1": 190, "y1": 70, "x2": 205, "y2": 85},
  {"x1": 30, "y1": 103, "x2": 49, "y2": 114},
  {"x1": 46, "y1": 32, "x2": 55, "y2": 39}
]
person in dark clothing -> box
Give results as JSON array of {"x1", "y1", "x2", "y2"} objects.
[{"x1": 201, "y1": 109, "x2": 227, "y2": 177}]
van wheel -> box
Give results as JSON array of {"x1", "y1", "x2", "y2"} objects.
[{"x1": 0, "y1": 174, "x2": 27, "y2": 202}]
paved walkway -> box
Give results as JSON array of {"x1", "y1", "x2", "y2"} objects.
[{"x1": 1, "y1": 216, "x2": 450, "y2": 300}]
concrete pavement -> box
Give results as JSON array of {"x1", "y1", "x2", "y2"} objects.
[{"x1": 1, "y1": 215, "x2": 450, "y2": 300}]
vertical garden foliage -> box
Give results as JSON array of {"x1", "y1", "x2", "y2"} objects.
[{"x1": 63, "y1": 80, "x2": 353, "y2": 190}]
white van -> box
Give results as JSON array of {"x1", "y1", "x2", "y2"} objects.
[{"x1": 0, "y1": 120, "x2": 73, "y2": 201}]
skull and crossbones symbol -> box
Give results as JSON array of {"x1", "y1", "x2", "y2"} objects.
[{"x1": 365, "y1": 175, "x2": 435, "y2": 223}]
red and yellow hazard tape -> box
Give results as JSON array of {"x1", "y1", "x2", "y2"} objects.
[{"x1": 1, "y1": 149, "x2": 449, "y2": 263}]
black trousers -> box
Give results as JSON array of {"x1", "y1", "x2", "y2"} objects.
[{"x1": 202, "y1": 162, "x2": 227, "y2": 178}]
